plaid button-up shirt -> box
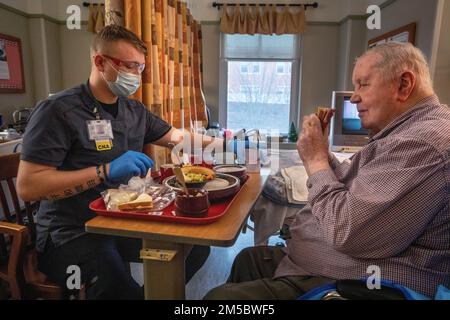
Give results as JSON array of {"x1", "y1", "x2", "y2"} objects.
[{"x1": 275, "y1": 95, "x2": 450, "y2": 297}]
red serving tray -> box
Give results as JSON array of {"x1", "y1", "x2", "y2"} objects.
[{"x1": 89, "y1": 175, "x2": 250, "y2": 225}]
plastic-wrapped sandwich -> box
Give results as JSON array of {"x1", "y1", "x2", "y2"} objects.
[{"x1": 103, "y1": 189, "x2": 153, "y2": 212}]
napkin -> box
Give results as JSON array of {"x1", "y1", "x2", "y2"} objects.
[{"x1": 281, "y1": 166, "x2": 309, "y2": 204}]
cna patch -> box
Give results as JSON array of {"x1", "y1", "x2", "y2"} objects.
[{"x1": 95, "y1": 139, "x2": 113, "y2": 151}]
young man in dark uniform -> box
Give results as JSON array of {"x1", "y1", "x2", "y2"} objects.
[{"x1": 17, "y1": 25, "x2": 215, "y2": 299}]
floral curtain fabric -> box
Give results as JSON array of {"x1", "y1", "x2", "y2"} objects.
[
  {"x1": 105, "y1": 0, "x2": 207, "y2": 130},
  {"x1": 87, "y1": 3, "x2": 106, "y2": 33},
  {"x1": 104, "y1": 0, "x2": 208, "y2": 167}
]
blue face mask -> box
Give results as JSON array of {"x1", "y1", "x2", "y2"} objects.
[{"x1": 103, "y1": 61, "x2": 141, "y2": 97}]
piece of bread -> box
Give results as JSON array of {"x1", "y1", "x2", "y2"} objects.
[
  {"x1": 315, "y1": 107, "x2": 328, "y2": 122},
  {"x1": 315, "y1": 107, "x2": 334, "y2": 130},
  {"x1": 118, "y1": 193, "x2": 153, "y2": 211}
]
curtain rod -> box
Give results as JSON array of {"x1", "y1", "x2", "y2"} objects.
[
  {"x1": 82, "y1": 2, "x2": 104, "y2": 7},
  {"x1": 212, "y1": 2, "x2": 319, "y2": 10}
]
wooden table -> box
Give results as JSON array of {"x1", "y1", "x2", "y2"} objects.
[{"x1": 85, "y1": 172, "x2": 268, "y2": 299}]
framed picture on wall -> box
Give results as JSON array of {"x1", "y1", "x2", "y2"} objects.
[
  {"x1": 0, "y1": 33, "x2": 25, "y2": 93},
  {"x1": 368, "y1": 22, "x2": 416, "y2": 49}
]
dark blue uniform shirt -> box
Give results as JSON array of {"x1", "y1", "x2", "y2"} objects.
[{"x1": 21, "y1": 83, "x2": 172, "y2": 252}]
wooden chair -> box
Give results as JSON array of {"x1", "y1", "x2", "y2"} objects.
[{"x1": 0, "y1": 153, "x2": 66, "y2": 300}]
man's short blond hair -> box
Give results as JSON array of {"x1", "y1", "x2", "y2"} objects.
[
  {"x1": 91, "y1": 25, "x2": 148, "y2": 56},
  {"x1": 359, "y1": 42, "x2": 433, "y2": 92}
]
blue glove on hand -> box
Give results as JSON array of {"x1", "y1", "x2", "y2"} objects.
[{"x1": 109, "y1": 151, "x2": 154, "y2": 182}]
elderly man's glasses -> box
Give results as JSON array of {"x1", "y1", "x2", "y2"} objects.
[{"x1": 101, "y1": 54, "x2": 146, "y2": 74}]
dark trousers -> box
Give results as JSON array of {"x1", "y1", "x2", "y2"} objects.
[
  {"x1": 204, "y1": 246, "x2": 335, "y2": 300},
  {"x1": 38, "y1": 234, "x2": 210, "y2": 300}
]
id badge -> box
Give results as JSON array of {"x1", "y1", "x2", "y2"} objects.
[{"x1": 87, "y1": 120, "x2": 114, "y2": 141}]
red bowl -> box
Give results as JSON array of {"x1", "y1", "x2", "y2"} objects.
[{"x1": 174, "y1": 189, "x2": 210, "y2": 218}]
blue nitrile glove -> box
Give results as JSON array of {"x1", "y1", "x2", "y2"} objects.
[{"x1": 108, "y1": 151, "x2": 154, "y2": 182}]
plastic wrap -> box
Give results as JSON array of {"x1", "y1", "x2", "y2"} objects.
[{"x1": 101, "y1": 176, "x2": 175, "y2": 212}]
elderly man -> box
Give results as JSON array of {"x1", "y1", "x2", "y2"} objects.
[{"x1": 205, "y1": 42, "x2": 450, "y2": 299}]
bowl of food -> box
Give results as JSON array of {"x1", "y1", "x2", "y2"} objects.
[
  {"x1": 175, "y1": 188, "x2": 210, "y2": 217},
  {"x1": 163, "y1": 173, "x2": 240, "y2": 202},
  {"x1": 213, "y1": 165, "x2": 247, "y2": 181},
  {"x1": 180, "y1": 165, "x2": 216, "y2": 188}
]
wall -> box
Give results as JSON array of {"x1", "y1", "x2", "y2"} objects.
[
  {"x1": 432, "y1": 0, "x2": 450, "y2": 105},
  {"x1": 366, "y1": 0, "x2": 439, "y2": 62},
  {"x1": 28, "y1": 18, "x2": 49, "y2": 103},
  {"x1": 366, "y1": 0, "x2": 449, "y2": 105},
  {"x1": 28, "y1": 18, "x2": 64, "y2": 102},
  {"x1": 59, "y1": 25, "x2": 94, "y2": 89},
  {"x1": 299, "y1": 25, "x2": 340, "y2": 124},
  {"x1": 45, "y1": 19, "x2": 64, "y2": 95},
  {"x1": 0, "y1": 5, "x2": 35, "y2": 125},
  {"x1": 53, "y1": 0, "x2": 97, "y2": 88},
  {"x1": 201, "y1": 23, "x2": 221, "y2": 123},
  {"x1": 0, "y1": 0, "x2": 94, "y2": 127},
  {"x1": 336, "y1": 18, "x2": 367, "y2": 91}
]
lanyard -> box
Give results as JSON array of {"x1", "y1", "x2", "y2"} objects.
[{"x1": 92, "y1": 106, "x2": 101, "y2": 121}]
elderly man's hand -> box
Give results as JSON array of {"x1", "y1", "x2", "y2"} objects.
[{"x1": 297, "y1": 114, "x2": 331, "y2": 176}]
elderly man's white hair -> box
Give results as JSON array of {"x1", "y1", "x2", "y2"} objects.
[{"x1": 358, "y1": 42, "x2": 434, "y2": 93}]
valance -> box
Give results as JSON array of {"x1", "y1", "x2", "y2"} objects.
[{"x1": 220, "y1": 4, "x2": 306, "y2": 35}]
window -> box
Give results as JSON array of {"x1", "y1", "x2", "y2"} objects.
[
  {"x1": 276, "y1": 63, "x2": 285, "y2": 74},
  {"x1": 240, "y1": 64, "x2": 249, "y2": 74},
  {"x1": 276, "y1": 86, "x2": 290, "y2": 104},
  {"x1": 220, "y1": 34, "x2": 301, "y2": 134},
  {"x1": 276, "y1": 62, "x2": 292, "y2": 75},
  {"x1": 239, "y1": 85, "x2": 261, "y2": 98},
  {"x1": 240, "y1": 62, "x2": 260, "y2": 75},
  {"x1": 252, "y1": 63, "x2": 260, "y2": 74}
]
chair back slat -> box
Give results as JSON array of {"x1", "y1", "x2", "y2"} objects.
[
  {"x1": 0, "y1": 185, "x2": 12, "y2": 221},
  {"x1": 24, "y1": 202, "x2": 37, "y2": 240},
  {"x1": 0, "y1": 233, "x2": 8, "y2": 264},
  {"x1": 7, "y1": 178, "x2": 23, "y2": 225},
  {"x1": 0, "y1": 154, "x2": 20, "y2": 223},
  {"x1": 0, "y1": 153, "x2": 20, "y2": 180}
]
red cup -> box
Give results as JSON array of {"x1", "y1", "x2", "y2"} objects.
[{"x1": 160, "y1": 164, "x2": 175, "y2": 180}]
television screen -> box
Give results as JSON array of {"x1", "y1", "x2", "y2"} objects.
[{"x1": 341, "y1": 97, "x2": 369, "y2": 135}]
